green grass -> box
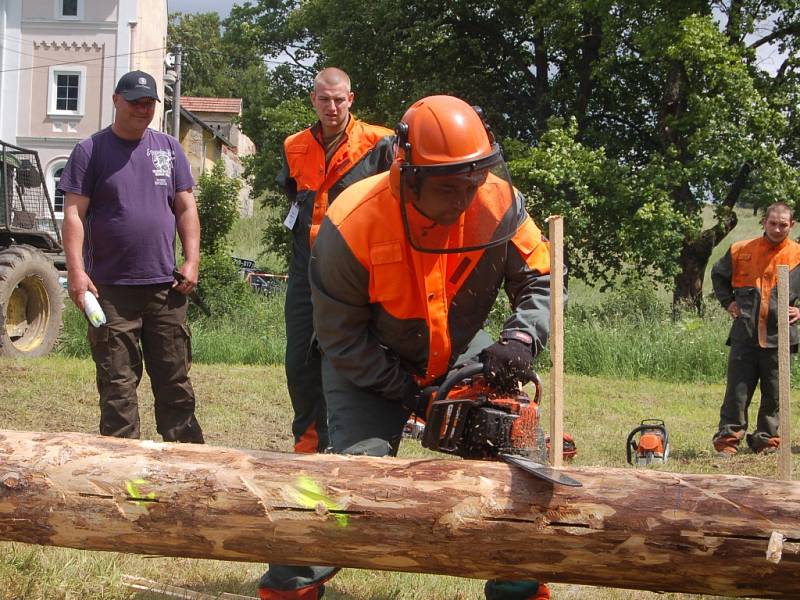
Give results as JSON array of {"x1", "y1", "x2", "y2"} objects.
[
  {"x1": 55, "y1": 291, "x2": 287, "y2": 366},
  {"x1": 55, "y1": 205, "x2": 797, "y2": 386},
  {"x1": 1, "y1": 356, "x2": 795, "y2": 599},
  {"x1": 14, "y1": 206, "x2": 787, "y2": 598},
  {"x1": 229, "y1": 201, "x2": 287, "y2": 273}
]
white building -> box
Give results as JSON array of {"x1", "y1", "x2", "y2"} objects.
[{"x1": 0, "y1": 0, "x2": 168, "y2": 221}]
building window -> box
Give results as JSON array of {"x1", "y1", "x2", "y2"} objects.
[
  {"x1": 48, "y1": 66, "x2": 86, "y2": 117},
  {"x1": 47, "y1": 161, "x2": 68, "y2": 219},
  {"x1": 56, "y1": 0, "x2": 83, "y2": 19},
  {"x1": 56, "y1": 74, "x2": 79, "y2": 111},
  {"x1": 53, "y1": 168, "x2": 65, "y2": 215}
]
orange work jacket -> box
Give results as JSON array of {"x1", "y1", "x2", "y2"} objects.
[
  {"x1": 309, "y1": 172, "x2": 551, "y2": 400},
  {"x1": 711, "y1": 235, "x2": 800, "y2": 348},
  {"x1": 278, "y1": 116, "x2": 394, "y2": 274}
]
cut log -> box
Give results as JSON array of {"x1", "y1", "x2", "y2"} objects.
[{"x1": 0, "y1": 430, "x2": 799, "y2": 598}]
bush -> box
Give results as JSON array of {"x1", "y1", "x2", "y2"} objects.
[
  {"x1": 191, "y1": 250, "x2": 258, "y2": 321},
  {"x1": 197, "y1": 160, "x2": 242, "y2": 255}
]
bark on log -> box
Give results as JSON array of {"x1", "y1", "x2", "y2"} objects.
[{"x1": 1, "y1": 430, "x2": 799, "y2": 598}]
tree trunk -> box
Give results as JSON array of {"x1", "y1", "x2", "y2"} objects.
[
  {"x1": 672, "y1": 163, "x2": 749, "y2": 311},
  {"x1": 575, "y1": 13, "x2": 602, "y2": 132},
  {"x1": 1, "y1": 430, "x2": 799, "y2": 598},
  {"x1": 673, "y1": 229, "x2": 717, "y2": 314}
]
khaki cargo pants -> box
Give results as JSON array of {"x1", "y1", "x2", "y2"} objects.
[{"x1": 88, "y1": 283, "x2": 204, "y2": 443}]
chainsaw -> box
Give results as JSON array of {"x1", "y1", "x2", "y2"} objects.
[
  {"x1": 420, "y1": 363, "x2": 582, "y2": 487},
  {"x1": 626, "y1": 419, "x2": 669, "y2": 466}
]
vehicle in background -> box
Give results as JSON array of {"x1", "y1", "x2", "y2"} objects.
[
  {"x1": 232, "y1": 256, "x2": 287, "y2": 295},
  {"x1": 0, "y1": 141, "x2": 64, "y2": 357}
]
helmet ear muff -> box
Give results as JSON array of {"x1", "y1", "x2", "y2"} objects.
[
  {"x1": 391, "y1": 121, "x2": 420, "y2": 197},
  {"x1": 389, "y1": 159, "x2": 420, "y2": 199},
  {"x1": 471, "y1": 105, "x2": 496, "y2": 146},
  {"x1": 395, "y1": 121, "x2": 411, "y2": 160}
]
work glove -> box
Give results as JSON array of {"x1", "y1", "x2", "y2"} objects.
[{"x1": 479, "y1": 330, "x2": 536, "y2": 389}]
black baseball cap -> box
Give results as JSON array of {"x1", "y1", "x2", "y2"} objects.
[{"x1": 114, "y1": 70, "x2": 160, "y2": 102}]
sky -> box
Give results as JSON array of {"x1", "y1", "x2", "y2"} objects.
[{"x1": 167, "y1": 0, "x2": 237, "y2": 18}]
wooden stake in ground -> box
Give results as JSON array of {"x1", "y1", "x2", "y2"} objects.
[
  {"x1": 2, "y1": 430, "x2": 800, "y2": 598},
  {"x1": 548, "y1": 215, "x2": 564, "y2": 467},
  {"x1": 777, "y1": 265, "x2": 792, "y2": 480}
]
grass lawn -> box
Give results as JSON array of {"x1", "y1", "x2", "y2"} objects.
[
  {"x1": 568, "y1": 205, "x2": 767, "y2": 308},
  {"x1": 1, "y1": 356, "x2": 795, "y2": 599}
]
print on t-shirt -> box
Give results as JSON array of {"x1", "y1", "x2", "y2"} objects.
[{"x1": 147, "y1": 148, "x2": 174, "y2": 186}]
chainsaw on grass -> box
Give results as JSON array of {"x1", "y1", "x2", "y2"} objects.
[
  {"x1": 419, "y1": 363, "x2": 582, "y2": 487},
  {"x1": 626, "y1": 419, "x2": 669, "y2": 466}
]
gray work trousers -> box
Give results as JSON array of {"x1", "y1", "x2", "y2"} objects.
[
  {"x1": 260, "y1": 331, "x2": 546, "y2": 599},
  {"x1": 713, "y1": 342, "x2": 780, "y2": 451}
]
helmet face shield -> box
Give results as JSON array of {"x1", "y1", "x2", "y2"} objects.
[{"x1": 399, "y1": 148, "x2": 524, "y2": 253}]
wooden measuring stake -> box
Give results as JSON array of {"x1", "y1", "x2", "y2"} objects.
[
  {"x1": 548, "y1": 215, "x2": 564, "y2": 467},
  {"x1": 777, "y1": 265, "x2": 792, "y2": 480}
]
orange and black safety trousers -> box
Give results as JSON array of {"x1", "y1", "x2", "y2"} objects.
[
  {"x1": 278, "y1": 117, "x2": 393, "y2": 455},
  {"x1": 711, "y1": 235, "x2": 800, "y2": 453}
]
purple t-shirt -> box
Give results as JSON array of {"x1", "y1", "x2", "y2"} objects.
[{"x1": 58, "y1": 127, "x2": 194, "y2": 285}]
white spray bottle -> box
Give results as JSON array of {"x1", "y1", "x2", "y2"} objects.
[{"x1": 83, "y1": 291, "x2": 106, "y2": 327}]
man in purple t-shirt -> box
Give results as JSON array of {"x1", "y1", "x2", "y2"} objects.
[{"x1": 59, "y1": 70, "x2": 204, "y2": 443}]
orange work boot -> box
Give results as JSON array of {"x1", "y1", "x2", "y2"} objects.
[
  {"x1": 713, "y1": 434, "x2": 741, "y2": 457},
  {"x1": 528, "y1": 583, "x2": 551, "y2": 599},
  {"x1": 755, "y1": 437, "x2": 781, "y2": 454},
  {"x1": 258, "y1": 585, "x2": 324, "y2": 600}
]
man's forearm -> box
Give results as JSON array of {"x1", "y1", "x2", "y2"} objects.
[
  {"x1": 175, "y1": 193, "x2": 200, "y2": 267},
  {"x1": 176, "y1": 213, "x2": 200, "y2": 266},
  {"x1": 504, "y1": 273, "x2": 552, "y2": 355},
  {"x1": 62, "y1": 214, "x2": 85, "y2": 273}
]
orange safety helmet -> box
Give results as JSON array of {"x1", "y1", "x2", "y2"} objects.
[
  {"x1": 389, "y1": 95, "x2": 498, "y2": 194},
  {"x1": 389, "y1": 95, "x2": 524, "y2": 253}
]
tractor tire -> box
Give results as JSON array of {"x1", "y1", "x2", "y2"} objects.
[{"x1": 0, "y1": 244, "x2": 63, "y2": 358}]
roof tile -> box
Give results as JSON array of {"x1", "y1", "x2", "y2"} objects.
[{"x1": 180, "y1": 97, "x2": 242, "y2": 113}]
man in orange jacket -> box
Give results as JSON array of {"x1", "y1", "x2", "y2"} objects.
[
  {"x1": 262, "y1": 95, "x2": 551, "y2": 600},
  {"x1": 711, "y1": 202, "x2": 800, "y2": 457},
  {"x1": 278, "y1": 68, "x2": 394, "y2": 455},
  {"x1": 257, "y1": 68, "x2": 394, "y2": 599}
]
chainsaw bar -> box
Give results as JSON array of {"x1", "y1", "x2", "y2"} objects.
[{"x1": 500, "y1": 453, "x2": 583, "y2": 487}]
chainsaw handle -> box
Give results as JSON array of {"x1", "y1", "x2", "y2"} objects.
[
  {"x1": 436, "y1": 362, "x2": 485, "y2": 401},
  {"x1": 435, "y1": 362, "x2": 543, "y2": 403},
  {"x1": 625, "y1": 428, "x2": 640, "y2": 465}
]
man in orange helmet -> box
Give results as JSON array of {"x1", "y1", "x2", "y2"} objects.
[{"x1": 258, "y1": 95, "x2": 552, "y2": 600}]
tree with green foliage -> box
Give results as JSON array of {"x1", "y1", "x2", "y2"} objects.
[
  {"x1": 167, "y1": 12, "x2": 234, "y2": 97},
  {"x1": 187, "y1": 7, "x2": 317, "y2": 262},
  {"x1": 193, "y1": 162, "x2": 256, "y2": 321},
  {"x1": 197, "y1": 160, "x2": 242, "y2": 255},
  {"x1": 167, "y1": 10, "x2": 276, "y2": 144},
  {"x1": 223, "y1": 1, "x2": 800, "y2": 309}
]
